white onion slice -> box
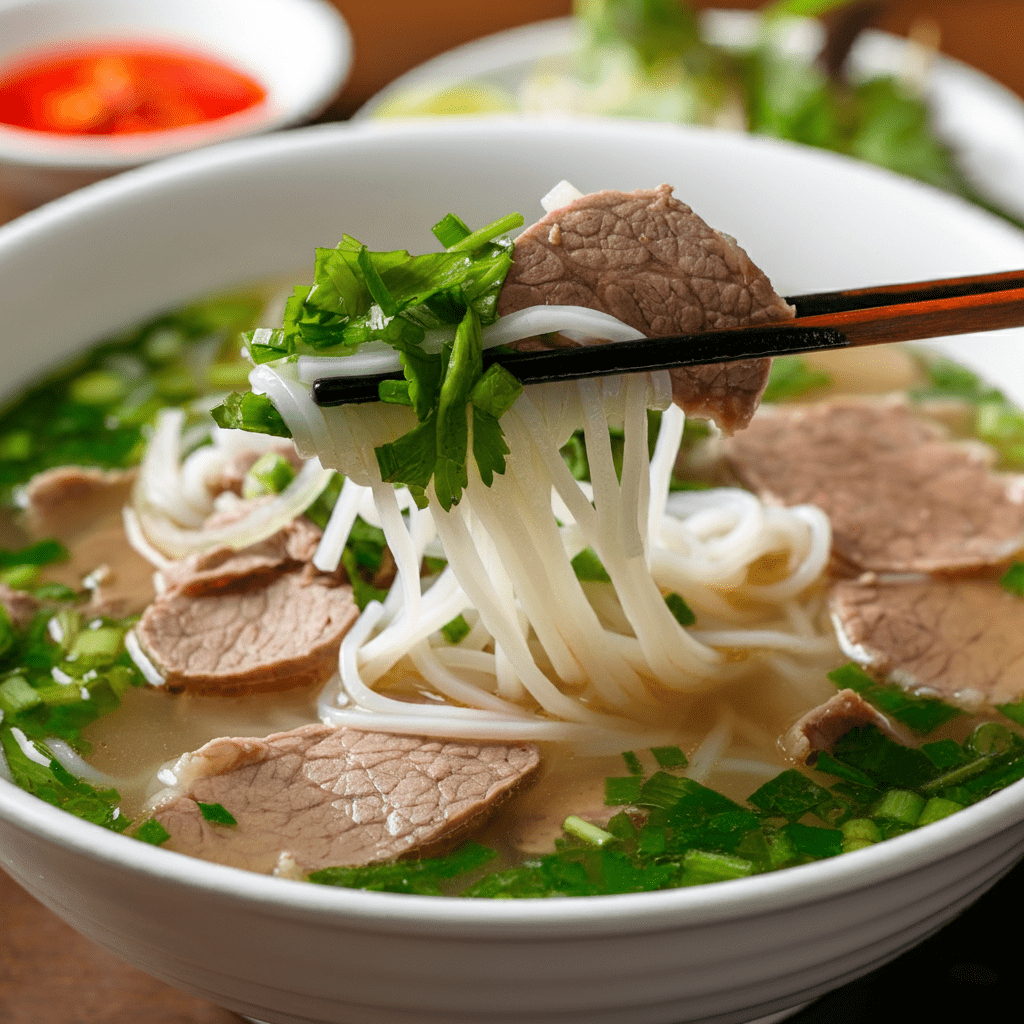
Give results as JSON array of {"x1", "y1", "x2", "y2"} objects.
[{"x1": 133, "y1": 456, "x2": 334, "y2": 559}]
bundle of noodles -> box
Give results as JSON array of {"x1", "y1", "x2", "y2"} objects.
[{"x1": 223, "y1": 184, "x2": 840, "y2": 750}]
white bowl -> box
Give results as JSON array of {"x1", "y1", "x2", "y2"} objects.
[
  {"x1": 0, "y1": 0, "x2": 351, "y2": 208},
  {"x1": 2, "y1": 119, "x2": 1024, "y2": 1024}
]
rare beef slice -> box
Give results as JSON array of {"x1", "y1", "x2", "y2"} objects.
[
  {"x1": 151, "y1": 724, "x2": 541, "y2": 874},
  {"x1": 136, "y1": 570, "x2": 357, "y2": 694},
  {"x1": 158, "y1": 513, "x2": 323, "y2": 597},
  {"x1": 727, "y1": 399, "x2": 1024, "y2": 573},
  {"x1": 497, "y1": 184, "x2": 795, "y2": 432},
  {"x1": 830, "y1": 577, "x2": 1024, "y2": 711}
]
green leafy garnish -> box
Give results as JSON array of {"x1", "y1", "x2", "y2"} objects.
[
  {"x1": 571, "y1": 548, "x2": 612, "y2": 583},
  {"x1": 1000, "y1": 562, "x2": 1024, "y2": 597},
  {"x1": 827, "y1": 662, "x2": 962, "y2": 734},
  {"x1": 0, "y1": 290, "x2": 264, "y2": 506},
  {"x1": 664, "y1": 591, "x2": 696, "y2": 627},
  {"x1": 761, "y1": 355, "x2": 831, "y2": 403},
  {"x1": 197, "y1": 802, "x2": 237, "y2": 826},
  {"x1": 308, "y1": 841, "x2": 497, "y2": 895},
  {"x1": 135, "y1": 819, "x2": 171, "y2": 846},
  {"x1": 211, "y1": 391, "x2": 291, "y2": 438},
  {"x1": 441, "y1": 614, "x2": 471, "y2": 645}
]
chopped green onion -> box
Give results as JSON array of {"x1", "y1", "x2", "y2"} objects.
[
  {"x1": 571, "y1": 548, "x2": 611, "y2": 582},
  {"x1": 916, "y1": 797, "x2": 963, "y2": 826},
  {"x1": 664, "y1": 592, "x2": 696, "y2": 627},
  {"x1": 650, "y1": 745, "x2": 688, "y2": 769},
  {"x1": 621, "y1": 751, "x2": 644, "y2": 775},
  {"x1": 605, "y1": 775, "x2": 643, "y2": 806},
  {"x1": 872, "y1": 789, "x2": 925, "y2": 826},
  {"x1": 197, "y1": 802, "x2": 237, "y2": 826},
  {"x1": 840, "y1": 818, "x2": 881, "y2": 843},
  {"x1": 682, "y1": 849, "x2": 754, "y2": 880},
  {"x1": 242, "y1": 452, "x2": 296, "y2": 498},
  {"x1": 1000, "y1": 562, "x2": 1024, "y2": 597},
  {"x1": 135, "y1": 819, "x2": 171, "y2": 846},
  {"x1": 440, "y1": 614, "x2": 471, "y2": 645},
  {"x1": 563, "y1": 815, "x2": 616, "y2": 847}
]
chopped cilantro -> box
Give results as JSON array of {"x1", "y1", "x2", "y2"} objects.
[{"x1": 197, "y1": 802, "x2": 237, "y2": 826}]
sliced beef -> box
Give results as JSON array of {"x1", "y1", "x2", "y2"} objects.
[
  {"x1": 783, "y1": 687, "x2": 914, "y2": 763},
  {"x1": 830, "y1": 577, "x2": 1024, "y2": 711},
  {"x1": 150, "y1": 724, "x2": 541, "y2": 874},
  {"x1": 21, "y1": 466, "x2": 135, "y2": 536},
  {"x1": 159, "y1": 513, "x2": 322, "y2": 597},
  {"x1": 0, "y1": 583, "x2": 39, "y2": 630},
  {"x1": 727, "y1": 399, "x2": 1024, "y2": 573},
  {"x1": 136, "y1": 569, "x2": 357, "y2": 694},
  {"x1": 497, "y1": 184, "x2": 795, "y2": 433}
]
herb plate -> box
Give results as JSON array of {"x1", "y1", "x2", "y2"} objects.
[{"x1": 356, "y1": 12, "x2": 1024, "y2": 222}]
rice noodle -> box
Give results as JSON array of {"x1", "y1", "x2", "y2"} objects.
[{"x1": 139, "y1": 299, "x2": 839, "y2": 751}]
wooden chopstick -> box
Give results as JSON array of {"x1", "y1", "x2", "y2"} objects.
[{"x1": 311, "y1": 269, "x2": 1024, "y2": 407}]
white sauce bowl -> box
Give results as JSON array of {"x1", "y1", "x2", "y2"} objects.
[{"x1": 1, "y1": 119, "x2": 1024, "y2": 1024}]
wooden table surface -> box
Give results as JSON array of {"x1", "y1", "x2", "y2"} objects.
[{"x1": 2, "y1": 3, "x2": 1023, "y2": 1022}]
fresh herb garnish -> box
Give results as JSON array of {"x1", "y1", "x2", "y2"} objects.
[
  {"x1": 0, "y1": 290, "x2": 264, "y2": 506},
  {"x1": 135, "y1": 819, "x2": 171, "y2": 846},
  {"x1": 197, "y1": 801, "x2": 237, "y2": 826}
]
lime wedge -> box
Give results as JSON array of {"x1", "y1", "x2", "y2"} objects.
[{"x1": 374, "y1": 82, "x2": 518, "y2": 118}]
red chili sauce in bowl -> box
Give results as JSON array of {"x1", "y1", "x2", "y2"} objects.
[{"x1": 0, "y1": 44, "x2": 266, "y2": 135}]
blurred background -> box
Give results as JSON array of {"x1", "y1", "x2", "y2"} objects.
[{"x1": 1, "y1": 1, "x2": 1023, "y2": 1022}]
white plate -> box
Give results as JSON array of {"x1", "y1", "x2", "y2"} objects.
[{"x1": 356, "y1": 13, "x2": 1024, "y2": 221}]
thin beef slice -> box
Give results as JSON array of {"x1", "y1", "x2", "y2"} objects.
[
  {"x1": 727, "y1": 399, "x2": 1024, "y2": 573},
  {"x1": 497, "y1": 184, "x2": 795, "y2": 432},
  {"x1": 136, "y1": 570, "x2": 357, "y2": 694},
  {"x1": 830, "y1": 576, "x2": 1024, "y2": 711},
  {"x1": 150, "y1": 724, "x2": 541, "y2": 874}
]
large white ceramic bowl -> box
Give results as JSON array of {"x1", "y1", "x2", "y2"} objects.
[
  {"x1": 2, "y1": 119, "x2": 1024, "y2": 1024},
  {"x1": 0, "y1": 0, "x2": 351, "y2": 208}
]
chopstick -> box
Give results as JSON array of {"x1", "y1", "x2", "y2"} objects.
[{"x1": 311, "y1": 269, "x2": 1024, "y2": 407}]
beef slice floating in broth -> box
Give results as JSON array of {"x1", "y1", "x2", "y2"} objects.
[
  {"x1": 784, "y1": 687, "x2": 914, "y2": 763},
  {"x1": 137, "y1": 509, "x2": 357, "y2": 694},
  {"x1": 727, "y1": 399, "x2": 1024, "y2": 573},
  {"x1": 150, "y1": 725, "x2": 540, "y2": 874},
  {"x1": 496, "y1": 184, "x2": 794, "y2": 433},
  {"x1": 830, "y1": 578, "x2": 1024, "y2": 712}
]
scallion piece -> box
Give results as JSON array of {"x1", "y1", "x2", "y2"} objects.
[
  {"x1": 563, "y1": 815, "x2": 616, "y2": 847},
  {"x1": 197, "y1": 802, "x2": 237, "y2": 826},
  {"x1": 682, "y1": 849, "x2": 754, "y2": 880},
  {"x1": 916, "y1": 797, "x2": 963, "y2": 826},
  {"x1": 872, "y1": 789, "x2": 925, "y2": 826}
]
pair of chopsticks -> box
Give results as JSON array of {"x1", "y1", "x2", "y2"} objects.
[{"x1": 312, "y1": 269, "x2": 1024, "y2": 407}]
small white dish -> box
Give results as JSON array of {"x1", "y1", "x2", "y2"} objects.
[
  {"x1": 1, "y1": 118, "x2": 1024, "y2": 1024},
  {"x1": 0, "y1": 0, "x2": 351, "y2": 208},
  {"x1": 356, "y1": 12, "x2": 1024, "y2": 222}
]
